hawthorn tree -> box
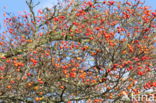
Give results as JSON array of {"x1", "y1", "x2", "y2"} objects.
[{"x1": 0, "y1": 0, "x2": 156, "y2": 102}]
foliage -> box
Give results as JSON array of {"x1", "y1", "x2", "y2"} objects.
[{"x1": 0, "y1": 0, "x2": 156, "y2": 102}]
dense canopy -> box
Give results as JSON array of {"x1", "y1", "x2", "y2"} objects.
[{"x1": 0, "y1": 0, "x2": 155, "y2": 102}]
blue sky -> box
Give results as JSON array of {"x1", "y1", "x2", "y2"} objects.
[
  {"x1": 0, "y1": 0, "x2": 155, "y2": 27},
  {"x1": 0, "y1": 0, "x2": 56, "y2": 12},
  {"x1": 0, "y1": 0, "x2": 58, "y2": 31},
  {"x1": 0, "y1": 0, "x2": 155, "y2": 14}
]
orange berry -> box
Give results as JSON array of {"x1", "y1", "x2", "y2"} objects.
[
  {"x1": 39, "y1": 92, "x2": 43, "y2": 95},
  {"x1": 7, "y1": 85, "x2": 12, "y2": 89},
  {"x1": 60, "y1": 86, "x2": 65, "y2": 89},
  {"x1": 34, "y1": 86, "x2": 39, "y2": 90},
  {"x1": 35, "y1": 97, "x2": 40, "y2": 101}
]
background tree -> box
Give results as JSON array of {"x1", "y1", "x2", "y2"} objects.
[{"x1": 0, "y1": 0, "x2": 156, "y2": 102}]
